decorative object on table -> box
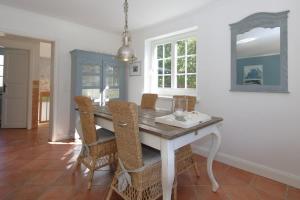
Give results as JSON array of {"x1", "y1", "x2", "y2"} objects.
[
  {"x1": 230, "y1": 11, "x2": 289, "y2": 93},
  {"x1": 116, "y1": 0, "x2": 137, "y2": 63},
  {"x1": 173, "y1": 95, "x2": 197, "y2": 112},
  {"x1": 155, "y1": 111, "x2": 211, "y2": 129},
  {"x1": 74, "y1": 96, "x2": 117, "y2": 190},
  {"x1": 106, "y1": 100, "x2": 171, "y2": 200},
  {"x1": 140, "y1": 93, "x2": 158, "y2": 109},
  {"x1": 129, "y1": 61, "x2": 142, "y2": 76}
]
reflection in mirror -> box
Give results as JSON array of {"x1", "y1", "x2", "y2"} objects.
[{"x1": 236, "y1": 27, "x2": 280, "y2": 86}]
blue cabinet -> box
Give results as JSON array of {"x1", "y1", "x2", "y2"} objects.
[{"x1": 69, "y1": 50, "x2": 127, "y2": 134}]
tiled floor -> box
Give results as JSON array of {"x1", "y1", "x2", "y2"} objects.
[{"x1": 0, "y1": 125, "x2": 299, "y2": 200}]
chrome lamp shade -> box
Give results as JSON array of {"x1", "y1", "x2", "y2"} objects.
[
  {"x1": 117, "y1": 0, "x2": 137, "y2": 63},
  {"x1": 117, "y1": 33, "x2": 137, "y2": 62}
]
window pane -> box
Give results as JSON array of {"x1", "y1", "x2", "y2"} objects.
[
  {"x1": 82, "y1": 76, "x2": 100, "y2": 87},
  {"x1": 177, "y1": 57, "x2": 185, "y2": 73},
  {"x1": 157, "y1": 45, "x2": 163, "y2": 59},
  {"x1": 0, "y1": 66, "x2": 3, "y2": 76},
  {"x1": 187, "y1": 39, "x2": 196, "y2": 55},
  {"x1": 187, "y1": 56, "x2": 196, "y2": 73},
  {"x1": 177, "y1": 75, "x2": 185, "y2": 88},
  {"x1": 158, "y1": 60, "x2": 163, "y2": 74},
  {"x1": 81, "y1": 89, "x2": 100, "y2": 99},
  {"x1": 158, "y1": 76, "x2": 163, "y2": 88},
  {"x1": 164, "y1": 59, "x2": 171, "y2": 74},
  {"x1": 177, "y1": 40, "x2": 185, "y2": 56},
  {"x1": 0, "y1": 55, "x2": 3, "y2": 66},
  {"x1": 164, "y1": 43, "x2": 171, "y2": 58},
  {"x1": 187, "y1": 75, "x2": 196, "y2": 88},
  {"x1": 0, "y1": 77, "x2": 3, "y2": 87},
  {"x1": 164, "y1": 76, "x2": 171, "y2": 88}
]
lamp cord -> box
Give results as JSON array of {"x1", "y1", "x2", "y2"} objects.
[{"x1": 124, "y1": 0, "x2": 129, "y2": 33}]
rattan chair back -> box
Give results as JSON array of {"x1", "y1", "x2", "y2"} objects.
[
  {"x1": 74, "y1": 96, "x2": 97, "y2": 145},
  {"x1": 141, "y1": 93, "x2": 158, "y2": 110},
  {"x1": 173, "y1": 95, "x2": 196, "y2": 112},
  {"x1": 108, "y1": 101, "x2": 143, "y2": 170}
]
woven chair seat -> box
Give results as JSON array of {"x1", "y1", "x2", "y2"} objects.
[
  {"x1": 142, "y1": 145, "x2": 161, "y2": 166},
  {"x1": 96, "y1": 128, "x2": 115, "y2": 143}
]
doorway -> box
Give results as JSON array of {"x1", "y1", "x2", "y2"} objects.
[
  {"x1": 0, "y1": 33, "x2": 54, "y2": 132},
  {"x1": 1, "y1": 48, "x2": 29, "y2": 128}
]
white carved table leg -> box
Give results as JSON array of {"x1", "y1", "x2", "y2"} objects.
[
  {"x1": 207, "y1": 128, "x2": 221, "y2": 192},
  {"x1": 160, "y1": 139, "x2": 175, "y2": 200}
]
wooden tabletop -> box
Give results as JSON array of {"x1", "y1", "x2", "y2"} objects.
[{"x1": 93, "y1": 106, "x2": 223, "y2": 140}]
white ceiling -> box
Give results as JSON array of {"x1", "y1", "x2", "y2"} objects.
[{"x1": 0, "y1": 0, "x2": 215, "y2": 33}]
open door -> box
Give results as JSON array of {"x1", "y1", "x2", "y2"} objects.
[{"x1": 1, "y1": 48, "x2": 29, "y2": 128}]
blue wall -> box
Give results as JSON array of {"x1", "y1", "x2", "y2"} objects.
[{"x1": 237, "y1": 54, "x2": 280, "y2": 85}]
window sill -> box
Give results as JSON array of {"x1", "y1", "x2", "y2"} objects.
[{"x1": 156, "y1": 88, "x2": 200, "y2": 102}]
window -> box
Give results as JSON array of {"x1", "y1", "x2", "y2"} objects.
[
  {"x1": 0, "y1": 54, "x2": 4, "y2": 91},
  {"x1": 176, "y1": 39, "x2": 196, "y2": 89},
  {"x1": 157, "y1": 43, "x2": 172, "y2": 88},
  {"x1": 153, "y1": 35, "x2": 197, "y2": 95}
]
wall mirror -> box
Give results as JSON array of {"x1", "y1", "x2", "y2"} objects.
[{"x1": 230, "y1": 11, "x2": 289, "y2": 93}]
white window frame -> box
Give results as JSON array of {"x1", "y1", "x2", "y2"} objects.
[
  {"x1": 150, "y1": 31, "x2": 198, "y2": 97},
  {"x1": 0, "y1": 54, "x2": 4, "y2": 91}
]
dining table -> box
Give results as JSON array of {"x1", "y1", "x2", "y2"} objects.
[{"x1": 76, "y1": 106, "x2": 223, "y2": 200}]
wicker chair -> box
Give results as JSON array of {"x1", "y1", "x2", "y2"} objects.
[
  {"x1": 74, "y1": 96, "x2": 117, "y2": 189},
  {"x1": 173, "y1": 96, "x2": 200, "y2": 177},
  {"x1": 106, "y1": 101, "x2": 165, "y2": 200},
  {"x1": 141, "y1": 93, "x2": 158, "y2": 110}
]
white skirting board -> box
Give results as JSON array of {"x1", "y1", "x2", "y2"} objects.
[{"x1": 192, "y1": 145, "x2": 300, "y2": 189}]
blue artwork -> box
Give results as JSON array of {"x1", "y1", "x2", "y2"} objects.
[{"x1": 243, "y1": 65, "x2": 263, "y2": 85}]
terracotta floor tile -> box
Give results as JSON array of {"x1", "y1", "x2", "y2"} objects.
[
  {"x1": 194, "y1": 186, "x2": 228, "y2": 200},
  {"x1": 5, "y1": 185, "x2": 46, "y2": 200},
  {"x1": 255, "y1": 189, "x2": 284, "y2": 200},
  {"x1": 0, "y1": 185, "x2": 16, "y2": 199},
  {"x1": 177, "y1": 186, "x2": 198, "y2": 200},
  {"x1": 73, "y1": 186, "x2": 109, "y2": 200},
  {"x1": 287, "y1": 186, "x2": 300, "y2": 200},
  {"x1": 222, "y1": 185, "x2": 260, "y2": 200},
  {"x1": 219, "y1": 167, "x2": 255, "y2": 186},
  {"x1": 38, "y1": 186, "x2": 77, "y2": 200},
  {"x1": 0, "y1": 170, "x2": 35, "y2": 186},
  {"x1": 188, "y1": 161, "x2": 229, "y2": 186},
  {"x1": 0, "y1": 125, "x2": 296, "y2": 200},
  {"x1": 25, "y1": 170, "x2": 65, "y2": 186},
  {"x1": 252, "y1": 176, "x2": 287, "y2": 199}
]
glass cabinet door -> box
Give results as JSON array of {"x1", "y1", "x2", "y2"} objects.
[
  {"x1": 81, "y1": 64, "x2": 101, "y2": 103},
  {"x1": 102, "y1": 56, "x2": 126, "y2": 104},
  {"x1": 102, "y1": 61, "x2": 120, "y2": 103},
  {"x1": 76, "y1": 51, "x2": 102, "y2": 105}
]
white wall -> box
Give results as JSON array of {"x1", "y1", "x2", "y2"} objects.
[
  {"x1": 129, "y1": 0, "x2": 300, "y2": 187},
  {"x1": 0, "y1": 4, "x2": 120, "y2": 140}
]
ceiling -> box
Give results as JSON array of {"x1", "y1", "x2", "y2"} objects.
[{"x1": 0, "y1": 0, "x2": 215, "y2": 33}]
